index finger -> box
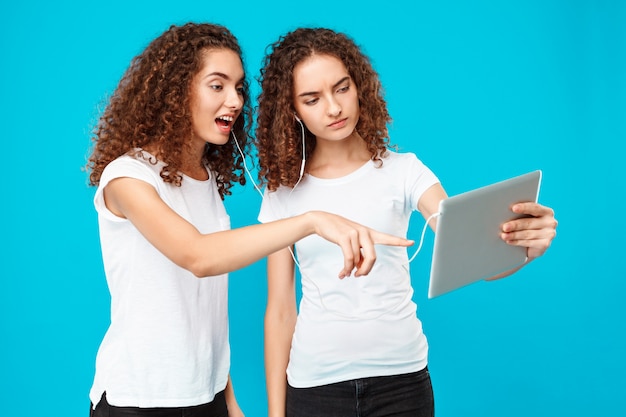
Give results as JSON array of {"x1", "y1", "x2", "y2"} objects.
[
  {"x1": 511, "y1": 202, "x2": 554, "y2": 218},
  {"x1": 371, "y1": 231, "x2": 415, "y2": 247}
]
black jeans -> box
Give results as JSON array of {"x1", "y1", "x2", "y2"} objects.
[
  {"x1": 89, "y1": 391, "x2": 228, "y2": 417},
  {"x1": 286, "y1": 367, "x2": 434, "y2": 417}
]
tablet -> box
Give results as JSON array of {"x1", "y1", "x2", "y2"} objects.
[{"x1": 427, "y1": 170, "x2": 542, "y2": 298}]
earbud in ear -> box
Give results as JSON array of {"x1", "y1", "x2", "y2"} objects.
[{"x1": 294, "y1": 113, "x2": 302, "y2": 123}]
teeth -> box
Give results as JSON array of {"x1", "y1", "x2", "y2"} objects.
[{"x1": 218, "y1": 116, "x2": 234, "y2": 122}]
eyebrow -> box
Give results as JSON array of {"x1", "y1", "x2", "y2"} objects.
[
  {"x1": 297, "y1": 76, "x2": 350, "y2": 97},
  {"x1": 203, "y1": 71, "x2": 245, "y2": 83}
]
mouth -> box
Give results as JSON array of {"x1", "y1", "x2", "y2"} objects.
[
  {"x1": 328, "y1": 118, "x2": 348, "y2": 129},
  {"x1": 215, "y1": 115, "x2": 235, "y2": 133}
]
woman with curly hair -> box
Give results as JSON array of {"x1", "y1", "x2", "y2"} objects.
[
  {"x1": 256, "y1": 28, "x2": 558, "y2": 417},
  {"x1": 86, "y1": 23, "x2": 413, "y2": 417}
]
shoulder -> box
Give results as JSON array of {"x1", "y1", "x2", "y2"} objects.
[
  {"x1": 379, "y1": 150, "x2": 439, "y2": 189},
  {"x1": 101, "y1": 150, "x2": 162, "y2": 188},
  {"x1": 380, "y1": 150, "x2": 423, "y2": 167}
]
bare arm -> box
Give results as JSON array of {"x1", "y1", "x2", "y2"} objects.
[
  {"x1": 264, "y1": 248, "x2": 297, "y2": 417},
  {"x1": 417, "y1": 183, "x2": 448, "y2": 231},
  {"x1": 103, "y1": 177, "x2": 414, "y2": 278}
]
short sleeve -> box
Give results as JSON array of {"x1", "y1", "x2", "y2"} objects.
[
  {"x1": 406, "y1": 153, "x2": 440, "y2": 212},
  {"x1": 94, "y1": 156, "x2": 161, "y2": 222}
]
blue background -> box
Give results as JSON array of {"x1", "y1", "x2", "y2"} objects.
[{"x1": 1, "y1": 0, "x2": 624, "y2": 416}]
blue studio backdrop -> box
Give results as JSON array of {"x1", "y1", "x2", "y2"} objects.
[{"x1": 1, "y1": 1, "x2": 624, "y2": 416}]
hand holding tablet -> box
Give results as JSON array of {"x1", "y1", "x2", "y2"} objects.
[{"x1": 428, "y1": 170, "x2": 542, "y2": 298}]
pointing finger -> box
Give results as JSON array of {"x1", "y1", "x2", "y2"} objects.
[{"x1": 371, "y1": 231, "x2": 415, "y2": 247}]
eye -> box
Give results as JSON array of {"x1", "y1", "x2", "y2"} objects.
[
  {"x1": 337, "y1": 85, "x2": 350, "y2": 93},
  {"x1": 304, "y1": 98, "x2": 319, "y2": 106},
  {"x1": 210, "y1": 84, "x2": 223, "y2": 91},
  {"x1": 236, "y1": 85, "x2": 245, "y2": 95}
]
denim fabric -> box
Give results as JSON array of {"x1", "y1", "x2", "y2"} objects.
[
  {"x1": 286, "y1": 367, "x2": 434, "y2": 417},
  {"x1": 89, "y1": 391, "x2": 228, "y2": 417}
]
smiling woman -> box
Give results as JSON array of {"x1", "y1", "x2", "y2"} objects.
[
  {"x1": 83, "y1": 22, "x2": 414, "y2": 417},
  {"x1": 189, "y1": 49, "x2": 245, "y2": 151}
]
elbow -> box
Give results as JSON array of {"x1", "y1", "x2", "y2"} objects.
[
  {"x1": 191, "y1": 267, "x2": 210, "y2": 278},
  {"x1": 166, "y1": 235, "x2": 231, "y2": 278},
  {"x1": 181, "y1": 255, "x2": 225, "y2": 278},
  {"x1": 190, "y1": 262, "x2": 227, "y2": 278}
]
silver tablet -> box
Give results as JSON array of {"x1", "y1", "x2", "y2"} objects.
[{"x1": 428, "y1": 170, "x2": 542, "y2": 298}]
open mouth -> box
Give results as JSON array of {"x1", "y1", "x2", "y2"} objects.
[{"x1": 216, "y1": 115, "x2": 235, "y2": 132}]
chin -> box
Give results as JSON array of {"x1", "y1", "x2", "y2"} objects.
[{"x1": 205, "y1": 135, "x2": 231, "y2": 146}]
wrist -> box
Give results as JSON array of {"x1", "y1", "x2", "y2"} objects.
[
  {"x1": 300, "y1": 211, "x2": 320, "y2": 237},
  {"x1": 268, "y1": 406, "x2": 286, "y2": 417}
]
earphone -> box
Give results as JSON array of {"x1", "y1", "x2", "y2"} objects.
[
  {"x1": 293, "y1": 115, "x2": 307, "y2": 187},
  {"x1": 231, "y1": 118, "x2": 306, "y2": 197},
  {"x1": 231, "y1": 129, "x2": 264, "y2": 198},
  {"x1": 231, "y1": 126, "x2": 437, "y2": 319}
]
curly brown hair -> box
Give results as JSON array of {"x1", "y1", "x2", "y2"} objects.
[
  {"x1": 256, "y1": 27, "x2": 391, "y2": 191},
  {"x1": 86, "y1": 22, "x2": 252, "y2": 199}
]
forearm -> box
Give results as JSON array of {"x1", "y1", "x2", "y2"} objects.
[
  {"x1": 186, "y1": 212, "x2": 317, "y2": 277},
  {"x1": 265, "y1": 309, "x2": 296, "y2": 417}
]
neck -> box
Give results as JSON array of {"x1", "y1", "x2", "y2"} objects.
[
  {"x1": 145, "y1": 141, "x2": 209, "y2": 181},
  {"x1": 181, "y1": 143, "x2": 209, "y2": 180},
  {"x1": 307, "y1": 131, "x2": 371, "y2": 178}
]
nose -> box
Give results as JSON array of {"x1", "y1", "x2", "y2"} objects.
[
  {"x1": 225, "y1": 87, "x2": 244, "y2": 111},
  {"x1": 327, "y1": 97, "x2": 342, "y2": 117}
]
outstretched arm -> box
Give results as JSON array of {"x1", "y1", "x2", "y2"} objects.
[{"x1": 103, "y1": 177, "x2": 412, "y2": 278}]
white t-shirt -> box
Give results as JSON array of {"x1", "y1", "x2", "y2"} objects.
[
  {"x1": 90, "y1": 151, "x2": 231, "y2": 408},
  {"x1": 259, "y1": 151, "x2": 439, "y2": 388}
]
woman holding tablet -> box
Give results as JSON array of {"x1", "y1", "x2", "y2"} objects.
[{"x1": 256, "y1": 27, "x2": 558, "y2": 417}]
